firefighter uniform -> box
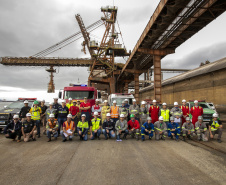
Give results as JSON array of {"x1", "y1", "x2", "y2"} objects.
[
  {"x1": 90, "y1": 118, "x2": 101, "y2": 140},
  {"x1": 190, "y1": 106, "x2": 203, "y2": 126},
  {"x1": 129, "y1": 104, "x2": 140, "y2": 118},
  {"x1": 141, "y1": 121, "x2": 154, "y2": 141},
  {"x1": 149, "y1": 105, "x2": 159, "y2": 124},
  {"x1": 91, "y1": 104, "x2": 101, "y2": 118},
  {"x1": 195, "y1": 118, "x2": 208, "y2": 141},
  {"x1": 101, "y1": 105, "x2": 110, "y2": 122},
  {"x1": 154, "y1": 118, "x2": 167, "y2": 140},
  {"x1": 119, "y1": 107, "x2": 128, "y2": 121},
  {"x1": 180, "y1": 105, "x2": 189, "y2": 124}
]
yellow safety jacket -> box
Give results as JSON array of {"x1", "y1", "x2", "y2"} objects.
[
  {"x1": 211, "y1": 120, "x2": 220, "y2": 131},
  {"x1": 160, "y1": 109, "x2": 170, "y2": 122},
  {"x1": 30, "y1": 107, "x2": 42, "y2": 120},
  {"x1": 66, "y1": 103, "x2": 73, "y2": 109},
  {"x1": 77, "y1": 121, "x2": 89, "y2": 132},
  {"x1": 91, "y1": 118, "x2": 101, "y2": 131}
]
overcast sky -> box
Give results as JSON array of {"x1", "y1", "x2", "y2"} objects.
[{"x1": 0, "y1": 0, "x2": 226, "y2": 101}]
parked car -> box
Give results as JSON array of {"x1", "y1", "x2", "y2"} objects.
[{"x1": 206, "y1": 102, "x2": 217, "y2": 112}]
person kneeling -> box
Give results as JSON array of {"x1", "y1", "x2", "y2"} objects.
[
  {"x1": 22, "y1": 113, "x2": 37, "y2": 142},
  {"x1": 102, "y1": 113, "x2": 115, "y2": 140},
  {"x1": 90, "y1": 112, "x2": 101, "y2": 140},
  {"x1": 4, "y1": 115, "x2": 22, "y2": 142},
  {"x1": 154, "y1": 116, "x2": 168, "y2": 141},
  {"x1": 168, "y1": 116, "x2": 181, "y2": 142},
  {"x1": 77, "y1": 114, "x2": 89, "y2": 141},
  {"x1": 141, "y1": 117, "x2": 154, "y2": 141},
  {"x1": 195, "y1": 116, "x2": 208, "y2": 141},
  {"x1": 61, "y1": 114, "x2": 75, "y2": 142},
  {"x1": 209, "y1": 113, "x2": 223, "y2": 143},
  {"x1": 182, "y1": 117, "x2": 195, "y2": 141},
  {"x1": 127, "y1": 114, "x2": 140, "y2": 140},
  {"x1": 46, "y1": 114, "x2": 59, "y2": 142},
  {"x1": 115, "y1": 114, "x2": 128, "y2": 142}
]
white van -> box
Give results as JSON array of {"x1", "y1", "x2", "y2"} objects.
[{"x1": 108, "y1": 93, "x2": 134, "y2": 106}]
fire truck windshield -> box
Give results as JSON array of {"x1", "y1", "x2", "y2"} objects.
[{"x1": 64, "y1": 91, "x2": 94, "y2": 100}]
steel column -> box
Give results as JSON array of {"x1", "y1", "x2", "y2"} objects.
[
  {"x1": 124, "y1": 82, "x2": 128, "y2": 93},
  {"x1": 153, "y1": 55, "x2": 162, "y2": 102},
  {"x1": 134, "y1": 73, "x2": 139, "y2": 103}
]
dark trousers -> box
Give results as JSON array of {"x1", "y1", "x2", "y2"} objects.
[
  {"x1": 57, "y1": 117, "x2": 67, "y2": 135},
  {"x1": 6, "y1": 130, "x2": 22, "y2": 140},
  {"x1": 34, "y1": 120, "x2": 41, "y2": 136},
  {"x1": 81, "y1": 112, "x2": 90, "y2": 122},
  {"x1": 72, "y1": 116, "x2": 78, "y2": 133}
]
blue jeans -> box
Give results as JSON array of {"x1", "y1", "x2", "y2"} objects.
[
  {"x1": 141, "y1": 127, "x2": 153, "y2": 140},
  {"x1": 91, "y1": 129, "x2": 101, "y2": 140},
  {"x1": 168, "y1": 130, "x2": 180, "y2": 139},
  {"x1": 34, "y1": 120, "x2": 41, "y2": 136},
  {"x1": 116, "y1": 129, "x2": 128, "y2": 140},
  {"x1": 72, "y1": 117, "x2": 78, "y2": 133},
  {"x1": 60, "y1": 130, "x2": 74, "y2": 140},
  {"x1": 102, "y1": 129, "x2": 116, "y2": 139},
  {"x1": 77, "y1": 129, "x2": 88, "y2": 141},
  {"x1": 47, "y1": 130, "x2": 58, "y2": 139},
  {"x1": 81, "y1": 112, "x2": 90, "y2": 122},
  {"x1": 57, "y1": 117, "x2": 67, "y2": 134}
]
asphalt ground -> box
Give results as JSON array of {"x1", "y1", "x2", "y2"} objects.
[{"x1": 0, "y1": 127, "x2": 226, "y2": 185}]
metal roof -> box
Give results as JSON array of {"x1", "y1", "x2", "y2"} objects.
[{"x1": 140, "y1": 57, "x2": 226, "y2": 93}]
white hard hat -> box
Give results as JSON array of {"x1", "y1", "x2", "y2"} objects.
[
  {"x1": 49, "y1": 114, "x2": 55, "y2": 118},
  {"x1": 133, "y1": 99, "x2": 136, "y2": 102},
  {"x1": 213, "y1": 113, "x2": 218, "y2": 118},
  {"x1": 174, "y1": 102, "x2": 178, "y2": 106},
  {"x1": 113, "y1": 100, "x2": 117, "y2": 104},
  {"x1": 62, "y1": 100, "x2": 66, "y2": 103},
  {"x1": 182, "y1": 99, "x2": 186, "y2": 103},
  {"x1": 54, "y1": 97, "x2": 58, "y2": 99},
  {"x1": 194, "y1": 100, "x2": 198, "y2": 104},
  {"x1": 198, "y1": 116, "x2": 203, "y2": 120},
  {"x1": 141, "y1": 101, "x2": 146, "y2": 105},
  {"x1": 122, "y1": 101, "x2": 125, "y2": 104},
  {"x1": 120, "y1": 114, "x2": 125, "y2": 118},
  {"x1": 186, "y1": 117, "x2": 190, "y2": 121},
  {"x1": 94, "y1": 112, "x2": 99, "y2": 116},
  {"x1": 104, "y1": 100, "x2": 108, "y2": 103},
  {"x1": 153, "y1": 100, "x2": 157, "y2": 103},
  {"x1": 106, "y1": 113, "x2": 111, "y2": 117},
  {"x1": 26, "y1": 113, "x2": 31, "y2": 117},
  {"x1": 81, "y1": 114, "x2": 86, "y2": 117},
  {"x1": 147, "y1": 117, "x2": 152, "y2": 121},
  {"x1": 95, "y1": 99, "x2": 99, "y2": 102},
  {"x1": 162, "y1": 103, "x2": 167, "y2": 106},
  {"x1": 170, "y1": 116, "x2": 174, "y2": 121},
  {"x1": 124, "y1": 99, "x2": 128, "y2": 102},
  {"x1": 24, "y1": 100, "x2": 29, "y2": 104},
  {"x1": 159, "y1": 116, "x2": 164, "y2": 121},
  {"x1": 69, "y1": 97, "x2": 72, "y2": 101},
  {"x1": 67, "y1": 114, "x2": 72, "y2": 118},
  {"x1": 49, "y1": 102, "x2": 53, "y2": 106},
  {"x1": 13, "y1": 115, "x2": 19, "y2": 119},
  {"x1": 41, "y1": 100, "x2": 45, "y2": 102}
]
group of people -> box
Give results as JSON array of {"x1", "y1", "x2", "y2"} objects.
[{"x1": 3, "y1": 98, "x2": 223, "y2": 143}]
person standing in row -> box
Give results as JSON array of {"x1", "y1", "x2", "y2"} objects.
[
  {"x1": 19, "y1": 100, "x2": 31, "y2": 123},
  {"x1": 159, "y1": 102, "x2": 170, "y2": 125},
  {"x1": 119, "y1": 101, "x2": 128, "y2": 121},
  {"x1": 57, "y1": 100, "x2": 69, "y2": 135},
  {"x1": 149, "y1": 100, "x2": 159, "y2": 124},
  {"x1": 180, "y1": 99, "x2": 189, "y2": 124},
  {"x1": 30, "y1": 100, "x2": 42, "y2": 138},
  {"x1": 110, "y1": 100, "x2": 119, "y2": 123},
  {"x1": 40, "y1": 100, "x2": 48, "y2": 135},
  {"x1": 66, "y1": 98, "x2": 73, "y2": 110},
  {"x1": 53, "y1": 98, "x2": 61, "y2": 118},
  {"x1": 76, "y1": 100, "x2": 81, "y2": 121},
  {"x1": 101, "y1": 100, "x2": 110, "y2": 122},
  {"x1": 80, "y1": 97, "x2": 91, "y2": 122},
  {"x1": 190, "y1": 100, "x2": 203, "y2": 127},
  {"x1": 140, "y1": 101, "x2": 149, "y2": 126},
  {"x1": 69, "y1": 101, "x2": 79, "y2": 132},
  {"x1": 170, "y1": 102, "x2": 183, "y2": 128},
  {"x1": 124, "y1": 99, "x2": 130, "y2": 120},
  {"x1": 46, "y1": 102, "x2": 57, "y2": 121},
  {"x1": 91, "y1": 99, "x2": 101, "y2": 118}
]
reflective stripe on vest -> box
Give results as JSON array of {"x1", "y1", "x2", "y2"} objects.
[
  {"x1": 48, "y1": 119, "x2": 58, "y2": 129},
  {"x1": 91, "y1": 118, "x2": 101, "y2": 131},
  {"x1": 77, "y1": 121, "x2": 89, "y2": 132},
  {"x1": 65, "y1": 121, "x2": 74, "y2": 131},
  {"x1": 111, "y1": 106, "x2": 119, "y2": 118},
  {"x1": 211, "y1": 120, "x2": 220, "y2": 131},
  {"x1": 160, "y1": 109, "x2": 169, "y2": 122},
  {"x1": 31, "y1": 107, "x2": 41, "y2": 120}
]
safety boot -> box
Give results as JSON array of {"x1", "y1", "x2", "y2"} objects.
[
  {"x1": 182, "y1": 136, "x2": 185, "y2": 141},
  {"x1": 217, "y1": 139, "x2": 222, "y2": 143}
]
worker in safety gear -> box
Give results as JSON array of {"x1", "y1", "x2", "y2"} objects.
[
  {"x1": 159, "y1": 102, "x2": 170, "y2": 124},
  {"x1": 80, "y1": 97, "x2": 91, "y2": 122},
  {"x1": 57, "y1": 100, "x2": 69, "y2": 135},
  {"x1": 69, "y1": 101, "x2": 80, "y2": 132},
  {"x1": 180, "y1": 99, "x2": 189, "y2": 124},
  {"x1": 209, "y1": 113, "x2": 223, "y2": 143},
  {"x1": 182, "y1": 117, "x2": 195, "y2": 141},
  {"x1": 129, "y1": 99, "x2": 140, "y2": 120},
  {"x1": 91, "y1": 99, "x2": 101, "y2": 118},
  {"x1": 22, "y1": 113, "x2": 37, "y2": 142},
  {"x1": 46, "y1": 102, "x2": 57, "y2": 121},
  {"x1": 61, "y1": 114, "x2": 75, "y2": 142},
  {"x1": 170, "y1": 102, "x2": 183, "y2": 127},
  {"x1": 102, "y1": 113, "x2": 115, "y2": 140},
  {"x1": 53, "y1": 98, "x2": 61, "y2": 118},
  {"x1": 127, "y1": 114, "x2": 140, "y2": 140},
  {"x1": 124, "y1": 99, "x2": 130, "y2": 120},
  {"x1": 4, "y1": 114, "x2": 22, "y2": 142},
  {"x1": 139, "y1": 101, "x2": 149, "y2": 126},
  {"x1": 46, "y1": 114, "x2": 59, "y2": 142},
  {"x1": 40, "y1": 100, "x2": 48, "y2": 135},
  {"x1": 76, "y1": 100, "x2": 81, "y2": 121},
  {"x1": 149, "y1": 100, "x2": 159, "y2": 124},
  {"x1": 110, "y1": 100, "x2": 119, "y2": 123},
  {"x1": 115, "y1": 114, "x2": 128, "y2": 141},
  {"x1": 168, "y1": 116, "x2": 180, "y2": 141},
  {"x1": 29, "y1": 100, "x2": 42, "y2": 138},
  {"x1": 190, "y1": 100, "x2": 203, "y2": 126},
  {"x1": 90, "y1": 111, "x2": 101, "y2": 140},
  {"x1": 141, "y1": 117, "x2": 154, "y2": 141},
  {"x1": 195, "y1": 116, "x2": 208, "y2": 141},
  {"x1": 77, "y1": 114, "x2": 89, "y2": 141},
  {"x1": 19, "y1": 100, "x2": 31, "y2": 123},
  {"x1": 154, "y1": 116, "x2": 167, "y2": 140},
  {"x1": 66, "y1": 97, "x2": 73, "y2": 109},
  {"x1": 101, "y1": 100, "x2": 110, "y2": 123},
  {"x1": 119, "y1": 101, "x2": 128, "y2": 121}
]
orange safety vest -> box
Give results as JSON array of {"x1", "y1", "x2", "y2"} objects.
[
  {"x1": 64, "y1": 121, "x2": 74, "y2": 131},
  {"x1": 48, "y1": 119, "x2": 58, "y2": 129},
  {"x1": 111, "y1": 106, "x2": 119, "y2": 118}
]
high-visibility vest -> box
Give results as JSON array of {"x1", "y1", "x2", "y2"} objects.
[
  {"x1": 65, "y1": 121, "x2": 74, "y2": 131},
  {"x1": 66, "y1": 103, "x2": 73, "y2": 109},
  {"x1": 211, "y1": 120, "x2": 220, "y2": 131},
  {"x1": 111, "y1": 106, "x2": 119, "y2": 118},
  {"x1": 160, "y1": 109, "x2": 170, "y2": 122},
  {"x1": 30, "y1": 107, "x2": 41, "y2": 120},
  {"x1": 47, "y1": 119, "x2": 58, "y2": 129},
  {"x1": 77, "y1": 121, "x2": 89, "y2": 132},
  {"x1": 91, "y1": 118, "x2": 101, "y2": 131}
]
